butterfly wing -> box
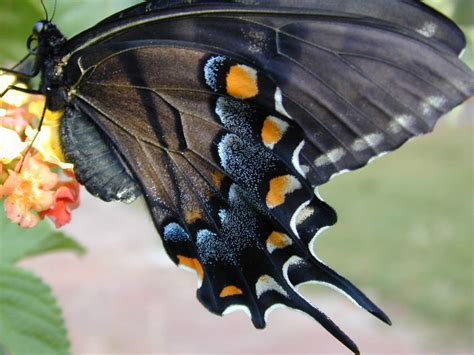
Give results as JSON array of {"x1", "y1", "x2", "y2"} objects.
[
  {"x1": 59, "y1": 1, "x2": 474, "y2": 352},
  {"x1": 76, "y1": 0, "x2": 467, "y2": 56}
]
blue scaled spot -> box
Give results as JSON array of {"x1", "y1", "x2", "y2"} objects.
[
  {"x1": 163, "y1": 223, "x2": 190, "y2": 242},
  {"x1": 196, "y1": 229, "x2": 236, "y2": 266},
  {"x1": 204, "y1": 56, "x2": 226, "y2": 92},
  {"x1": 215, "y1": 96, "x2": 255, "y2": 137}
]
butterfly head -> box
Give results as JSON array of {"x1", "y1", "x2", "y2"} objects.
[
  {"x1": 32, "y1": 20, "x2": 47, "y2": 36},
  {"x1": 28, "y1": 21, "x2": 64, "y2": 56},
  {"x1": 26, "y1": 20, "x2": 67, "y2": 109}
]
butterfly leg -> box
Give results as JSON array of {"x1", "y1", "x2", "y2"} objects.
[
  {"x1": 0, "y1": 52, "x2": 39, "y2": 78},
  {"x1": 0, "y1": 85, "x2": 42, "y2": 98}
]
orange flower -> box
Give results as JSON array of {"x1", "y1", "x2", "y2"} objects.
[
  {"x1": 0, "y1": 73, "x2": 81, "y2": 229},
  {"x1": 2, "y1": 156, "x2": 58, "y2": 228},
  {"x1": 40, "y1": 181, "x2": 80, "y2": 228},
  {"x1": 0, "y1": 107, "x2": 31, "y2": 135}
]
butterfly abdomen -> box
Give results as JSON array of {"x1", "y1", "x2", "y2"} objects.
[{"x1": 60, "y1": 107, "x2": 142, "y2": 203}]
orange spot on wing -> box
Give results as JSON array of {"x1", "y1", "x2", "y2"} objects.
[
  {"x1": 266, "y1": 175, "x2": 301, "y2": 209},
  {"x1": 267, "y1": 231, "x2": 290, "y2": 249},
  {"x1": 211, "y1": 170, "x2": 225, "y2": 189},
  {"x1": 220, "y1": 285, "x2": 243, "y2": 298},
  {"x1": 266, "y1": 175, "x2": 289, "y2": 208},
  {"x1": 178, "y1": 255, "x2": 204, "y2": 280},
  {"x1": 226, "y1": 65, "x2": 259, "y2": 99},
  {"x1": 261, "y1": 117, "x2": 282, "y2": 147},
  {"x1": 185, "y1": 210, "x2": 202, "y2": 223}
]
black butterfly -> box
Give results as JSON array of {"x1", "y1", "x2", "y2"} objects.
[{"x1": 2, "y1": 1, "x2": 473, "y2": 353}]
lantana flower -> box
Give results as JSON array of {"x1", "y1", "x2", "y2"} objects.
[
  {"x1": 40, "y1": 181, "x2": 81, "y2": 228},
  {"x1": 0, "y1": 73, "x2": 80, "y2": 228},
  {"x1": 2, "y1": 155, "x2": 58, "y2": 228}
]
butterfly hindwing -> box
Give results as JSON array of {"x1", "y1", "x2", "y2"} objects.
[{"x1": 65, "y1": 41, "x2": 402, "y2": 352}]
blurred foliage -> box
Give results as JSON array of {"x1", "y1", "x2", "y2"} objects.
[
  {"x1": 453, "y1": 0, "x2": 474, "y2": 25},
  {"x1": 0, "y1": 213, "x2": 85, "y2": 355},
  {"x1": 0, "y1": 212, "x2": 85, "y2": 264},
  {"x1": 0, "y1": 0, "x2": 44, "y2": 62},
  {"x1": 425, "y1": 0, "x2": 474, "y2": 68},
  {"x1": 0, "y1": 265, "x2": 70, "y2": 355},
  {"x1": 0, "y1": 0, "x2": 472, "y2": 349},
  {"x1": 319, "y1": 124, "x2": 473, "y2": 344},
  {"x1": 0, "y1": 0, "x2": 141, "y2": 63}
]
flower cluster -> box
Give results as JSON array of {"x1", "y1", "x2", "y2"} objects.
[{"x1": 0, "y1": 74, "x2": 80, "y2": 228}]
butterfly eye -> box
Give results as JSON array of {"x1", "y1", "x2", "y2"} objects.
[{"x1": 32, "y1": 21, "x2": 45, "y2": 35}]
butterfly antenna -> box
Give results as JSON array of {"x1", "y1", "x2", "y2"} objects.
[
  {"x1": 18, "y1": 97, "x2": 48, "y2": 172},
  {"x1": 50, "y1": 0, "x2": 57, "y2": 22},
  {"x1": 40, "y1": 0, "x2": 49, "y2": 21}
]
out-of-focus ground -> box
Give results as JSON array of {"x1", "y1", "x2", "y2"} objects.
[{"x1": 21, "y1": 114, "x2": 473, "y2": 354}]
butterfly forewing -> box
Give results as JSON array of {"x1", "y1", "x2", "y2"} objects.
[{"x1": 64, "y1": 4, "x2": 474, "y2": 187}]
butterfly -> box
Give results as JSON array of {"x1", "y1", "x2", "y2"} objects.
[{"x1": 2, "y1": 0, "x2": 473, "y2": 353}]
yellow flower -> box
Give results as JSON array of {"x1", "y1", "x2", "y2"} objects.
[
  {"x1": 25, "y1": 100, "x2": 73, "y2": 170},
  {"x1": 0, "y1": 74, "x2": 30, "y2": 107},
  {"x1": 0, "y1": 127, "x2": 27, "y2": 164},
  {"x1": 26, "y1": 120, "x2": 73, "y2": 171}
]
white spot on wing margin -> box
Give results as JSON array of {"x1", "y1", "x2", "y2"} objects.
[
  {"x1": 290, "y1": 200, "x2": 310, "y2": 238},
  {"x1": 275, "y1": 87, "x2": 291, "y2": 118},
  {"x1": 388, "y1": 115, "x2": 416, "y2": 134},
  {"x1": 351, "y1": 133, "x2": 384, "y2": 152},
  {"x1": 256, "y1": 275, "x2": 289, "y2": 298},
  {"x1": 314, "y1": 148, "x2": 346, "y2": 167},
  {"x1": 222, "y1": 304, "x2": 252, "y2": 318},
  {"x1": 417, "y1": 22, "x2": 437, "y2": 37},
  {"x1": 421, "y1": 96, "x2": 447, "y2": 115},
  {"x1": 292, "y1": 141, "x2": 306, "y2": 177}
]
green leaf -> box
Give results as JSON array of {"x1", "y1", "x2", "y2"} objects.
[
  {"x1": 453, "y1": 0, "x2": 474, "y2": 26},
  {"x1": 0, "y1": 212, "x2": 86, "y2": 265},
  {"x1": 0, "y1": 265, "x2": 70, "y2": 355},
  {"x1": 0, "y1": 1, "x2": 44, "y2": 62},
  {"x1": 0, "y1": 0, "x2": 141, "y2": 63},
  {"x1": 53, "y1": 0, "x2": 142, "y2": 38}
]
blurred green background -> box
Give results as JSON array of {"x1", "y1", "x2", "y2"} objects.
[{"x1": 0, "y1": 0, "x2": 472, "y2": 353}]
